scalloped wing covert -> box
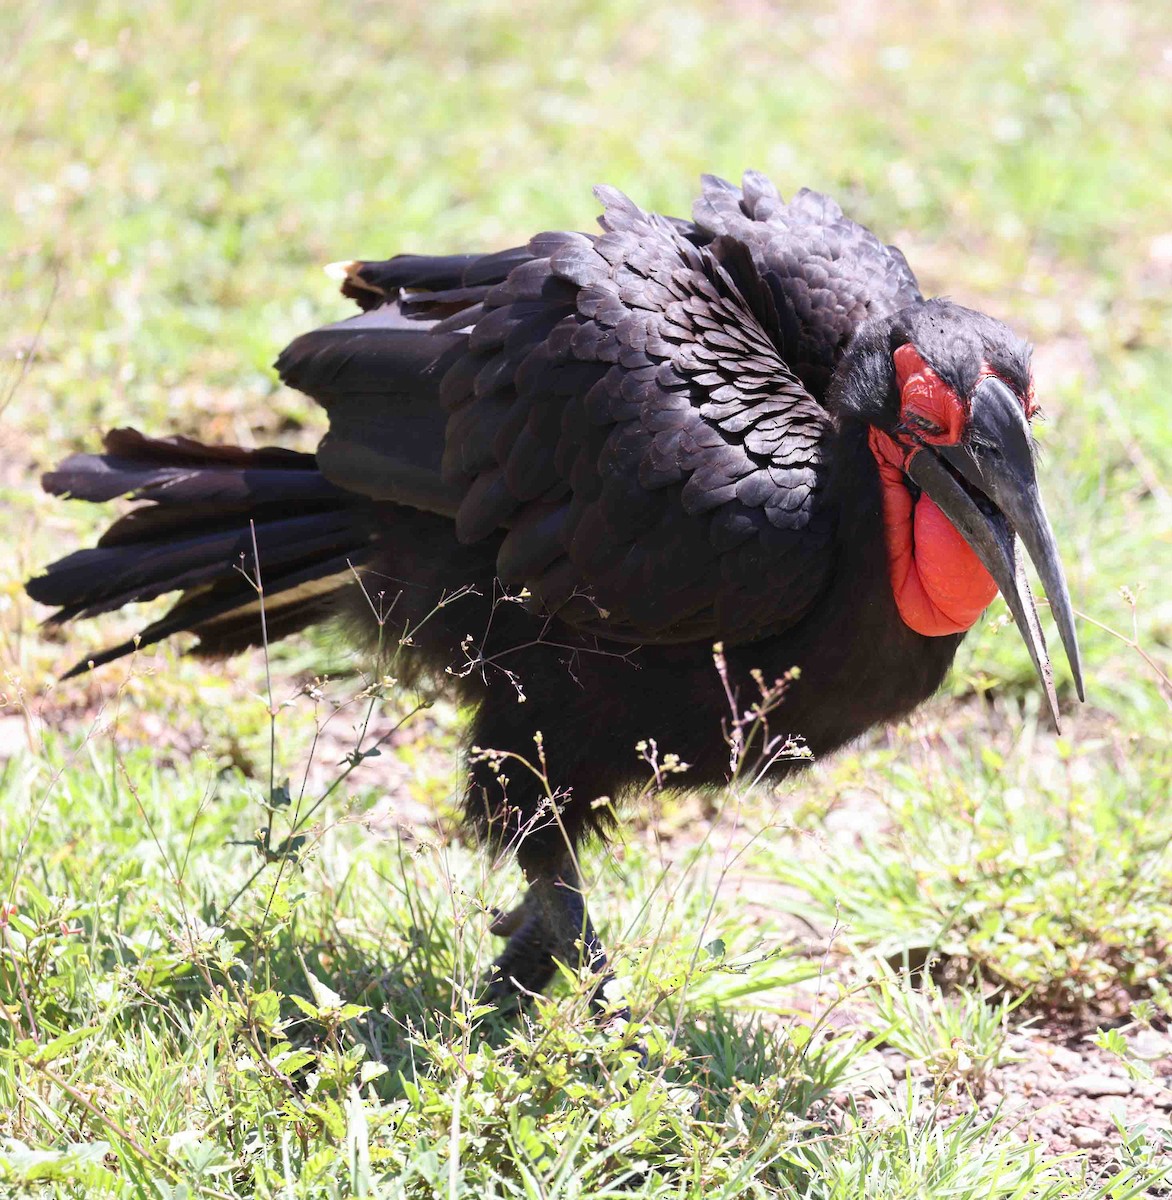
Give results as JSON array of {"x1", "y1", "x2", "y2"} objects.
[
  {"x1": 439, "y1": 186, "x2": 837, "y2": 644},
  {"x1": 692, "y1": 172, "x2": 922, "y2": 395}
]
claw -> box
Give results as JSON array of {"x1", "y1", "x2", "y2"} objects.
[{"x1": 488, "y1": 902, "x2": 529, "y2": 939}]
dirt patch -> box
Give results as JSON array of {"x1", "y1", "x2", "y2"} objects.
[{"x1": 835, "y1": 1022, "x2": 1172, "y2": 1165}]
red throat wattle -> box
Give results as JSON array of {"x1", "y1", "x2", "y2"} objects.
[{"x1": 869, "y1": 345, "x2": 998, "y2": 637}]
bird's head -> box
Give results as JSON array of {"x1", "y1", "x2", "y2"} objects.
[{"x1": 831, "y1": 299, "x2": 1083, "y2": 726}]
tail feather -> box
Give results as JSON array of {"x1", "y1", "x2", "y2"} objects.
[
  {"x1": 59, "y1": 550, "x2": 362, "y2": 679},
  {"x1": 274, "y1": 305, "x2": 465, "y2": 404},
  {"x1": 43, "y1": 427, "x2": 341, "y2": 506},
  {"x1": 26, "y1": 429, "x2": 378, "y2": 676},
  {"x1": 33, "y1": 509, "x2": 368, "y2": 622},
  {"x1": 335, "y1": 247, "x2": 534, "y2": 312},
  {"x1": 184, "y1": 561, "x2": 359, "y2": 657},
  {"x1": 95, "y1": 502, "x2": 286, "y2": 549}
]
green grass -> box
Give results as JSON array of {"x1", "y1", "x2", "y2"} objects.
[{"x1": 2, "y1": 0, "x2": 1171, "y2": 1195}]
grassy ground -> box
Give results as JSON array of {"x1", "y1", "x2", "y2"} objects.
[{"x1": 2, "y1": 0, "x2": 1171, "y2": 1195}]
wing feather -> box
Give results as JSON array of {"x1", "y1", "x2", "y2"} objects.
[
  {"x1": 301, "y1": 171, "x2": 919, "y2": 646},
  {"x1": 442, "y1": 188, "x2": 837, "y2": 644},
  {"x1": 692, "y1": 173, "x2": 922, "y2": 395}
]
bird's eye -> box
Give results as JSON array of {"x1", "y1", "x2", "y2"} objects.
[
  {"x1": 905, "y1": 413, "x2": 944, "y2": 437},
  {"x1": 893, "y1": 344, "x2": 967, "y2": 445}
]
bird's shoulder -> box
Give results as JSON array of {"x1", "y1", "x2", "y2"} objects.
[{"x1": 689, "y1": 172, "x2": 923, "y2": 396}]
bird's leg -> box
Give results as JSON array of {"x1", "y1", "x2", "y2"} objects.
[
  {"x1": 482, "y1": 886, "x2": 556, "y2": 1008},
  {"x1": 529, "y1": 862, "x2": 610, "y2": 990},
  {"x1": 484, "y1": 855, "x2": 615, "y2": 1013}
]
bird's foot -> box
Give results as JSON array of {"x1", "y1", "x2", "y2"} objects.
[
  {"x1": 483, "y1": 871, "x2": 619, "y2": 1019},
  {"x1": 487, "y1": 899, "x2": 529, "y2": 939},
  {"x1": 483, "y1": 904, "x2": 557, "y2": 1012}
]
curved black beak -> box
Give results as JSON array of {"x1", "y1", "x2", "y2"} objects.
[{"x1": 906, "y1": 376, "x2": 1084, "y2": 729}]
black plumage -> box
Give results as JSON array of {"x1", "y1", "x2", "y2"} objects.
[{"x1": 26, "y1": 172, "x2": 1081, "y2": 1010}]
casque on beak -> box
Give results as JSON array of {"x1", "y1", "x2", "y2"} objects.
[{"x1": 905, "y1": 375, "x2": 1084, "y2": 729}]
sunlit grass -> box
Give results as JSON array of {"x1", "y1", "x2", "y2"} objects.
[{"x1": 2, "y1": 0, "x2": 1170, "y2": 1195}]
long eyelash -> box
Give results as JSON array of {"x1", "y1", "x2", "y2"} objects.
[{"x1": 904, "y1": 413, "x2": 944, "y2": 436}]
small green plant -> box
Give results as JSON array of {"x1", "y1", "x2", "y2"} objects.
[
  {"x1": 865, "y1": 961, "x2": 1027, "y2": 1097},
  {"x1": 1092, "y1": 996, "x2": 1172, "y2": 1085},
  {"x1": 774, "y1": 735, "x2": 1172, "y2": 1015}
]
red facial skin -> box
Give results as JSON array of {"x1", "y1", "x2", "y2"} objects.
[{"x1": 868, "y1": 344, "x2": 1004, "y2": 637}]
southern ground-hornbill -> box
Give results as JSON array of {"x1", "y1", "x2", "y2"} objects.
[{"x1": 27, "y1": 172, "x2": 1083, "y2": 1010}]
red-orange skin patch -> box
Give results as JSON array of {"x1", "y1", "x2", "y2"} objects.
[
  {"x1": 869, "y1": 345, "x2": 998, "y2": 637},
  {"x1": 893, "y1": 343, "x2": 967, "y2": 445}
]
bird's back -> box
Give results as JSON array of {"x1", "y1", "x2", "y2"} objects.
[
  {"x1": 328, "y1": 173, "x2": 921, "y2": 402},
  {"x1": 277, "y1": 174, "x2": 922, "y2": 647}
]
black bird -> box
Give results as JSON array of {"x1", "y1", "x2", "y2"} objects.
[{"x1": 27, "y1": 172, "x2": 1083, "y2": 1007}]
